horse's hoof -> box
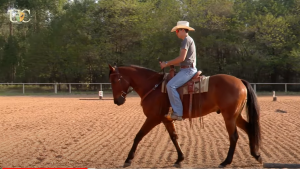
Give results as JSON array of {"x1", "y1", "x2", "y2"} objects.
[
  {"x1": 123, "y1": 162, "x2": 131, "y2": 168},
  {"x1": 257, "y1": 156, "x2": 263, "y2": 164},
  {"x1": 218, "y1": 164, "x2": 225, "y2": 168},
  {"x1": 173, "y1": 163, "x2": 182, "y2": 168},
  {"x1": 252, "y1": 153, "x2": 263, "y2": 164},
  {"x1": 219, "y1": 162, "x2": 228, "y2": 168}
]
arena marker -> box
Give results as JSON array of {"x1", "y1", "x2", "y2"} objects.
[
  {"x1": 273, "y1": 91, "x2": 277, "y2": 101},
  {"x1": 99, "y1": 91, "x2": 103, "y2": 99}
]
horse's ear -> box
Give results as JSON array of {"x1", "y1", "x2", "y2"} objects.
[{"x1": 108, "y1": 64, "x2": 115, "y2": 72}]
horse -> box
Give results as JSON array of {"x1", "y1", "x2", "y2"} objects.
[{"x1": 108, "y1": 64, "x2": 262, "y2": 168}]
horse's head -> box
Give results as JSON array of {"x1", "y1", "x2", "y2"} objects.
[{"x1": 109, "y1": 64, "x2": 131, "y2": 106}]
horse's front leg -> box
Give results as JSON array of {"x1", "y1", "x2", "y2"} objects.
[
  {"x1": 124, "y1": 117, "x2": 161, "y2": 167},
  {"x1": 163, "y1": 119, "x2": 184, "y2": 167}
]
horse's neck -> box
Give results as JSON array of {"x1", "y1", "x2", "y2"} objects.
[
  {"x1": 120, "y1": 67, "x2": 162, "y2": 98},
  {"x1": 134, "y1": 75, "x2": 163, "y2": 98}
]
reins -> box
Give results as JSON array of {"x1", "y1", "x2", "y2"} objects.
[{"x1": 110, "y1": 66, "x2": 167, "y2": 103}]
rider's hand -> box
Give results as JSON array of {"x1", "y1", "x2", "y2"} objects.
[{"x1": 160, "y1": 61, "x2": 167, "y2": 69}]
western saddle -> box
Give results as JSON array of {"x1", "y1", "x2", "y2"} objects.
[{"x1": 164, "y1": 65, "x2": 205, "y2": 122}]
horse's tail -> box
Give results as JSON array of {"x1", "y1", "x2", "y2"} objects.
[{"x1": 241, "y1": 79, "x2": 261, "y2": 153}]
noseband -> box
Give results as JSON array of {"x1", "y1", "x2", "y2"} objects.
[{"x1": 110, "y1": 67, "x2": 133, "y2": 98}]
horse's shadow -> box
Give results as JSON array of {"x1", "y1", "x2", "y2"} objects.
[
  {"x1": 264, "y1": 163, "x2": 300, "y2": 168},
  {"x1": 275, "y1": 109, "x2": 287, "y2": 113},
  {"x1": 119, "y1": 163, "x2": 300, "y2": 168}
]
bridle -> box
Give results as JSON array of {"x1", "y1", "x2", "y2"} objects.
[
  {"x1": 110, "y1": 66, "x2": 166, "y2": 104},
  {"x1": 110, "y1": 66, "x2": 133, "y2": 99}
]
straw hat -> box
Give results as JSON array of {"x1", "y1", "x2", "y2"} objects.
[{"x1": 171, "y1": 21, "x2": 195, "y2": 32}]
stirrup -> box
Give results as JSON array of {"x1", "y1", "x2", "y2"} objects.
[
  {"x1": 165, "y1": 108, "x2": 182, "y2": 121},
  {"x1": 171, "y1": 114, "x2": 183, "y2": 121},
  {"x1": 165, "y1": 107, "x2": 173, "y2": 121}
]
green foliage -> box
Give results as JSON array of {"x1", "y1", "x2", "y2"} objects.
[{"x1": 0, "y1": 0, "x2": 299, "y2": 83}]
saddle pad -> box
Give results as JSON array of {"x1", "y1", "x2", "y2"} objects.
[
  {"x1": 161, "y1": 74, "x2": 210, "y2": 94},
  {"x1": 182, "y1": 76, "x2": 210, "y2": 94}
]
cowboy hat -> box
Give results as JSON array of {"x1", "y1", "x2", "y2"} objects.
[{"x1": 171, "y1": 21, "x2": 195, "y2": 32}]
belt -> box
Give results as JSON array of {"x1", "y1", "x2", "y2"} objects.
[{"x1": 180, "y1": 65, "x2": 194, "y2": 68}]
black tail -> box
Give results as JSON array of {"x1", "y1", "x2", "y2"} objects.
[{"x1": 241, "y1": 79, "x2": 261, "y2": 153}]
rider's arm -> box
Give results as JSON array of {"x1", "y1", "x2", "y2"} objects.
[{"x1": 165, "y1": 49, "x2": 187, "y2": 66}]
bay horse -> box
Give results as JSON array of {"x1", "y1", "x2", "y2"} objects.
[{"x1": 108, "y1": 64, "x2": 262, "y2": 168}]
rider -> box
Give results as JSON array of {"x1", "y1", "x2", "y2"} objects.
[{"x1": 160, "y1": 21, "x2": 197, "y2": 121}]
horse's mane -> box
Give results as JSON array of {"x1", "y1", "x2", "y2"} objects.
[
  {"x1": 127, "y1": 65, "x2": 158, "y2": 73},
  {"x1": 109, "y1": 64, "x2": 159, "y2": 76}
]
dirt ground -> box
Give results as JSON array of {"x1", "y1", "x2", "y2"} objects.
[{"x1": 0, "y1": 95, "x2": 299, "y2": 168}]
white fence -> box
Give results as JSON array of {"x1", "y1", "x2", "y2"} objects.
[
  {"x1": 0, "y1": 83, "x2": 111, "y2": 94},
  {"x1": 251, "y1": 83, "x2": 300, "y2": 93},
  {"x1": 0, "y1": 83, "x2": 300, "y2": 94}
]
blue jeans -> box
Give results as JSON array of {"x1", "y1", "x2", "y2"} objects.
[{"x1": 166, "y1": 67, "x2": 197, "y2": 116}]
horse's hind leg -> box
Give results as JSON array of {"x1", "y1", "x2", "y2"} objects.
[
  {"x1": 163, "y1": 120, "x2": 184, "y2": 167},
  {"x1": 124, "y1": 118, "x2": 161, "y2": 167},
  {"x1": 236, "y1": 114, "x2": 262, "y2": 163},
  {"x1": 219, "y1": 115, "x2": 239, "y2": 168}
]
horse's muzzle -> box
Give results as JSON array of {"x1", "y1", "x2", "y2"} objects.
[{"x1": 114, "y1": 96, "x2": 125, "y2": 106}]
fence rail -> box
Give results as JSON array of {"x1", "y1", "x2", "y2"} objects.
[
  {"x1": 0, "y1": 83, "x2": 300, "y2": 94},
  {"x1": 0, "y1": 83, "x2": 111, "y2": 94},
  {"x1": 250, "y1": 83, "x2": 300, "y2": 93}
]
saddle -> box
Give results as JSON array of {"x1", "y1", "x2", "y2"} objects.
[{"x1": 161, "y1": 66, "x2": 210, "y2": 122}]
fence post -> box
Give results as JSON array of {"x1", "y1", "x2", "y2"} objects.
[
  {"x1": 69, "y1": 84, "x2": 71, "y2": 93},
  {"x1": 273, "y1": 91, "x2": 277, "y2": 101},
  {"x1": 23, "y1": 84, "x2": 25, "y2": 94},
  {"x1": 54, "y1": 83, "x2": 57, "y2": 94},
  {"x1": 99, "y1": 83, "x2": 103, "y2": 99},
  {"x1": 285, "y1": 84, "x2": 287, "y2": 93},
  {"x1": 254, "y1": 84, "x2": 257, "y2": 93}
]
